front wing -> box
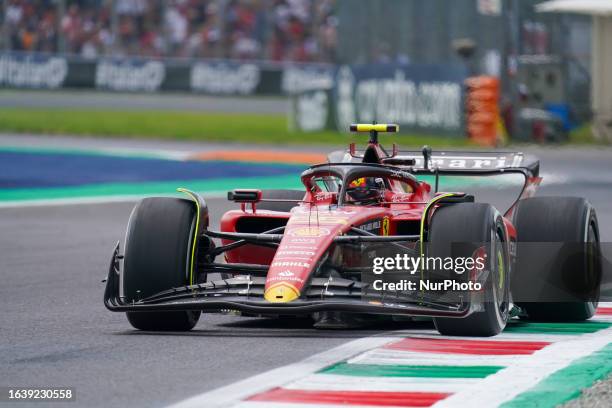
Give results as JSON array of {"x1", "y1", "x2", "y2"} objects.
[{"x1": 104, "y1": 242, "x2": 472, "y2": 318}]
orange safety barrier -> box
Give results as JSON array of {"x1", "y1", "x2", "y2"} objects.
[
  {"x1": 189, "y1": 150, "x2": 327, "y2": 165},
  {"x1": 465, "y1": 76, "x2": 503, "y2": 147}
]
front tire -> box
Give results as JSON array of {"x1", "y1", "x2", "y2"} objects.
[
  {"x1": 123, "y1": 197, "x2": 200, "y2": 331},
  {"x1": 429, "y1": 203, "x2": 510, "y2": 337}
]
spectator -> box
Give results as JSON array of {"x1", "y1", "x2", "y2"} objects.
[
  {"x1": 1, "y1": 0, "x2": 338, "y2": 62},
  {"x1": 165, "y1": 2, "x2": 188, "y2": 55}
]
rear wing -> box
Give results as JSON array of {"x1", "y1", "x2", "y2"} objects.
[
  {"x1": 341, "y1": 124, "x2": 539, "y2": 177},
  {"x1": 331, "y1": 149, "x2": 540, "y2": 178},
  {"x1": 394, "y1": 150, "x2": 540, "y2": 178}
]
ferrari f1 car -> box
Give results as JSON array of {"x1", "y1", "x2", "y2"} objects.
[{"x1": 104, "y1": 124, "x2": 601, "y2": 336}]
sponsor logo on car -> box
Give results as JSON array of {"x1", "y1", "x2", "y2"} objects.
[
  {"x1": 280, "y1": 246, "x2": 317, "y2": 250},
  {"x1": 287, "y1": 238, "x2": 317, "y2": 244},
  {"x1": 267, "y1": 275, "x2": 304, "y2": 283},
  {"x1": 288, "y1": 215, "x2": 348, "y2": 225},
  {"x1": 276, "y1": 250, "x2": 315, "y2": 256},
  {"x1": 271, "y1": 261, "x2": 311, "y2": 268},
  {"x1": 314, "y1": 192, "x2": 335, "y2": 201},
  {"x1": 391, "y1": 193, "x2": 413, "y2": 202},
  {"x1": 278, "y1": 270, "x2": 295, "y2": 277},
  {"x1": 288, "y1": 227, "x2": 331, "y2": 237},
  {"x1": 399, "y1": 155, "x2": 523, "y2": 169},
  {"x1": 293, "y1": 208, "x2": 356, "y2": 215},
  {"x1": 359, "y1": 219, "x2": 382, "y2": 233},
  {"x1": 273, "y1": 257, "x2": 314, "y2": 261},
  {"x1": 390, "y1": 170, "x2": 412, "y2": 180}
]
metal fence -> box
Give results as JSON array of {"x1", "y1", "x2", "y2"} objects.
[
  {"x1": 335, "y1": 0, "x2": 591, "y2": 119},
  {"x1": 336, "y1": 0, "x2": 503, "y2": 66}
]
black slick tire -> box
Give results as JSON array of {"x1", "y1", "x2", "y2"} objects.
[{"x1": 123, "y1": 197, "x2": 200, "y2": 331}]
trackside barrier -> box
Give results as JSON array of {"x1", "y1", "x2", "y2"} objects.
[{"x1": 465, "y1": 76, "x2": 506, "y2": 147}]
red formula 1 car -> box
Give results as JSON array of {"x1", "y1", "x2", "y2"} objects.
[{"x1": 104, "y1": 124, "x2": 601, "y2": 336}]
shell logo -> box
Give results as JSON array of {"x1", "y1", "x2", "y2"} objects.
[{"x1": 264, "y1": 282, "x2": 300, "y2": 303}]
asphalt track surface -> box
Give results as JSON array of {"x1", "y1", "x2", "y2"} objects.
[
  {"x1": 1, "y1": 136, "x2": 611, "y2": 407},
  {"x1": 0, "y1": 90, "x2": 288, "y2": 114}
]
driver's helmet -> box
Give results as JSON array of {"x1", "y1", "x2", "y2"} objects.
[{"x1": 346, "y1": 177, "x2": 384, "y2": 204}]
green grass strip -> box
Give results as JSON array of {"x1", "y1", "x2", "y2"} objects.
[
  {"x1": 320, "y1": 363, "x2": 503, "y2": 378},
  {"x1": 0, "y1": 108, "x2": 469, "y2": 147},
  {"x1": 501, "y1": 343, "x2": 612, "y2": 407},
  {"x1": 0, "y1": 175, "x2": 302, "y2": 202},
  {"x1": 505, "y1": 321, "x2": 611, "y2": 335}
]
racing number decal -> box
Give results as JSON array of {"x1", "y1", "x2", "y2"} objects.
[{"x1": 382, "y1": 217, "x2": 390, "y2": 236}]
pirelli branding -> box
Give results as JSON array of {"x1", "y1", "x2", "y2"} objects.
[{"x1": 271, "y1": 261, "x2": 311, "y2": 268}]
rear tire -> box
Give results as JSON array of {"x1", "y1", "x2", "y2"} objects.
[
  {"x1": 256, "y1": 189, "x2": 305, "y2": 212},
  {"x1": 430, "y1": 203, "x2": 510, "y2": 337},
  {"x1": 123, "y1": 197, "x2": 200, "y2": 331},
  {"x1": 513, "y1": 197, "x2": 600, "y2": 321}
]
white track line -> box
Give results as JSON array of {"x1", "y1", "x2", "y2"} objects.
[
  {"x1": 433, "y1": 326, "x2": 612, "y2": 407},
  {"x1": 234, "y1": 402, "x2": 390, "y2": 408},
  {"x1": 0, "y1": 192, "x2": 227, "y2": 209},
  {"x1": 390, "y1": 330, "x2": 577, "y2": 343},
  {"x1": 167, "y1": 335, "x2": 397, "y2": 408},
  {"x1": 0, "y1": 144, "x2": 192, "y2": 161},
  {"x1": 286, "y1": 374, "x2": 479, "y2": 393},
  {"x1": 0, "y1": 195, "x2": 145, "y2": 208},
  {"x1": 349, "y1": 349, "x2": 529, "y2": 367}
]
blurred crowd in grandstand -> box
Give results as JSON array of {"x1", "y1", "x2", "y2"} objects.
[{"x1": 1, "y1": 0, "x2": 338, "y2": 62}]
